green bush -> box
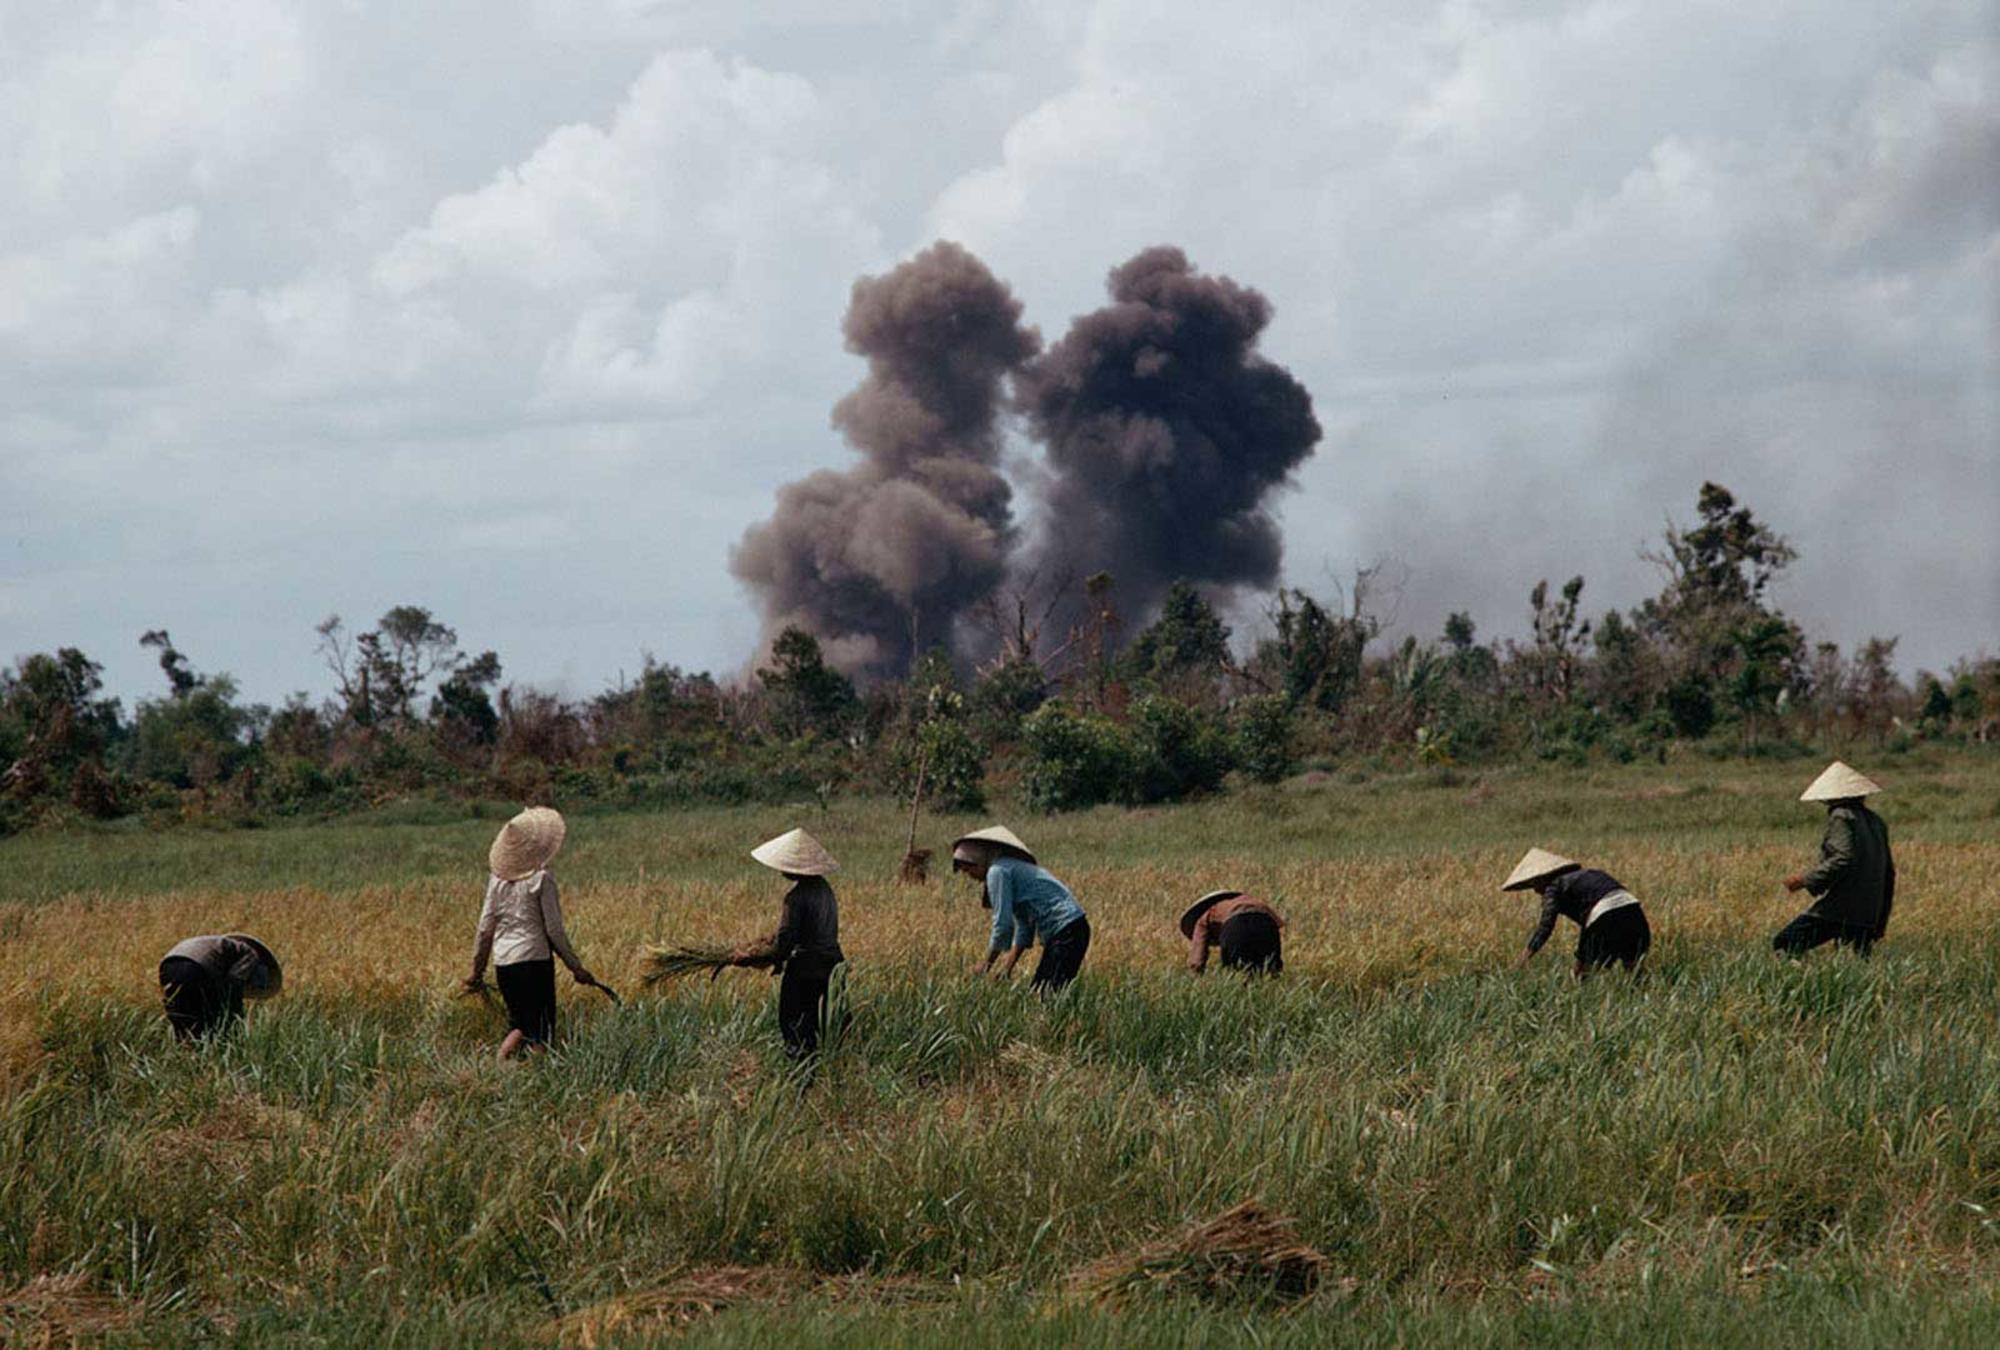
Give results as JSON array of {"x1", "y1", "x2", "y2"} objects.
[
  {"x1": 1665, "y1": 674, "x2": 1717, "y2": 739},
  {"x1": 1130, "y1": 695, "x2": 1235, "y2": 803},
  {"x1": 968, "y1": 654, "x2": 1049, "y2": 743},
  {"x1": 1020, "y1": 702, "x2": 1137, "y2": 812},
  {"x1": 914, "y1": 717, "x2": 986, "y2": 813},
  {"x1": 1233, "y1": 695, "x2": 1298, "y2": 784}
]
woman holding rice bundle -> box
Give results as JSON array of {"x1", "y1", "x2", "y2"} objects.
[
  {"x1": 159, "y1": 933, "x2": 282, "y2": 1040},
  {"x1": 731, "y1": 828, "x2": 845, "y2": 1060},
  {"x1": 1505, "y1": 848, "x2": 1651, "y2": 977},
  {"x1": 952, "y1": 826, "x2": 1091, "y2": 991},
  {"x1": 463, "y1": 806, "x2": 605, "y2": 1061}
]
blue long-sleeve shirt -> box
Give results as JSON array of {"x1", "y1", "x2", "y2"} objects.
[{"x1": 987, "y1": 857, "x2": 1086, "y2": 955}]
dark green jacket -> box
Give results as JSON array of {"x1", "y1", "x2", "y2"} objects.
[{"x1": 1802, "y1": 802, "x2": 1895, "y2": 935}]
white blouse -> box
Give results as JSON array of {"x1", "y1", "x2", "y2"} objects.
[{"x1": 475, "y1": 870, "x2": 582, "y2": 969}]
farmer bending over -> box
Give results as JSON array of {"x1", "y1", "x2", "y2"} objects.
[
  {"x1": 159, "y1": 933, "x2": 282, "y2": 1040},
  {"x1": 1774, "y1": 761, "x2": 1895, "y2": 957},
  {"x1": 1182, "y1": 889, "x2": 1285, "y2": 975},
  {"x1": 464, "y1": 807, "x2": 605, "y2": 1061},
  {"x1": 1505, "y1": 848, "x2": 1651, "y2": 977},
  {"x1": 732, "y1": 828, "x2": 846, "y2": 1061},
  {"x1": 953, "y1": 826, "x2": 1091, "y2": 992}
]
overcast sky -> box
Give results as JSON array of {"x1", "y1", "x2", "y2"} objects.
[{"x1": 4, "y1": 0, "x2": 1995, "y2": 708}]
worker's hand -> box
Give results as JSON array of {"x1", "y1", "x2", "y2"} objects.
[
  {"x1": 460, "y1": 975, "x2": 488, "y2": 997},
  {"x1": 1782, "y1": 874, "x2": 1807, "y2": 893},
  {"x1": 572, "y1": 968, "x2": 598, "y2": 988}
]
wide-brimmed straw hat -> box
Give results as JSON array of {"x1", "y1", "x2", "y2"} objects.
[
  {"x1": 230, "y1": 933, "x2": 283, "y2": 999},
  {"x1": 751, "y1": 828, "x2": 839, "y2": 877},
  {"x1": 1800, "y1": 761, "x2": 1882, "y2": 802},
  {"x1": 1179, "y1": 889, "x2": 1243, "y2": 937},
  {"x1": 1502, "y1": 847, "x2": 1580, "y2": 892},
  {"x1": 951, "y1": 825, "x2": 1036, "y2": 866},
  {"x1": 489, "y1": 806, "x2": 567, "y2": 881}
]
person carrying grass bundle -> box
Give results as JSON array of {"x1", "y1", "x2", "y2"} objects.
[
  {"x1": 1504, "y1": 848, "x2": 1651, "y2": 977},
  {"x1": 1774, "y1": 761, "x2": 1895, "y2": 958},
  {"x1": 159, "y1": 933, "x2": 282, "y2": 1041},
  {"x1": 463, "y1": 806, "x2": 606, "y2": 1062},
  {"x1": 730, "y1": 828, "x2": 845, "y2": 1061},
  {"x1": 1182, "y1": 890, "x2": 1285, "y2": 975},
  {"x1": 952, "y1": 826, "x2": 1091, "y2": 992}
]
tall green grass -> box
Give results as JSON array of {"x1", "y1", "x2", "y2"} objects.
[
  {"x1": 3, "y1": 750, "x2": 1998, "y2": 1343},
  {"x1": 8, "y1": 945, "x2": 2000, "y2": 1342}
]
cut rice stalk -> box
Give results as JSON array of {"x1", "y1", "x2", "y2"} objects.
[
  {"x1": 1070, "y1": 1200, "x2": 1333, "y2": 1308},
  {"x1": 640, "y1": 942, "x2": 775, "y2": 985}
]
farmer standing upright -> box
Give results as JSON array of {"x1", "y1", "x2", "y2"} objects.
[
  {"x1": 1774, "y1": 761, "x2": 1895, "y2": 957},
  {"x1": 1505, "y1": 848, "x2": 1652, "y2": 977},
  {"x1": 464, "y1": 806, "x2": 605, "y2": 1061},
  {"x1": 732, "y1": 828, "x2": 845, "y2": 1060},
  {"x1": 953, "y1": 826, "x2": 1091, "y2": 992}
]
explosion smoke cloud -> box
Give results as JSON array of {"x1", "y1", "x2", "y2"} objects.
[
  {"x1": 1015, "y1": 246, "x2": 1322, "y2": 629},
  {"x1": 736, "y1": 244, "x2": 1319, "y2": 677},
  {"x1": 731, "y1": 242, "x2": 1040, "y2": 678}
]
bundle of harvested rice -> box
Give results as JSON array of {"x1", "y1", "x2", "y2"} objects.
[
  {"x1": 640, "y1": 942, "x2": 774, "y2": 985},
  {"x1": 0, "y1": 1273, "x2": 140, "y2": 1341},
  {"x1": 1071, "y1": 1200, "x2": 1331, "y2": 1308},
  {"x1": 551, "y1": 1266, "x2": 804, "y2": 1346}
]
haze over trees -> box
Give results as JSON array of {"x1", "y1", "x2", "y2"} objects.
[{"x1": 2, "y1": 484, "x2": 1994, "y2": 834}]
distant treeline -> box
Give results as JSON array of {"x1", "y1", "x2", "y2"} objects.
[{"x1": 3, "y1": 483, "x2": 1994, "y2": 834}]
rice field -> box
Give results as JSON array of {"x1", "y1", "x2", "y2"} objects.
[{"x1": 4, "y1": 751, "x2": 2000, "y2": 1345}]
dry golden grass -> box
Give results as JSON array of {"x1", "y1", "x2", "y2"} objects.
[
  {"x1": 4, "y1": 753, "x2": 2000, "y2": 1343},
  {"x1": 4, "y1": 836, "x2": 1991, "y2": 1020}
]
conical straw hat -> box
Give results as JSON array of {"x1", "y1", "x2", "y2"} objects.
[
  {"x1": 229, "y1": 933, "x2": 283, "y2": 999},
  {"x1": 951, "y1": 825, "x2": 1036, "y2": 865},
  {"x1": 1502, "y1": 847, "x2": 1579, "y2": 892},
  {"x1": 1800, "y1": 761, "x2": 1881, "y2": 802},
  {"x1": 751, "y1": 828, "x2": 839, "y2": 876},
  {"x1": 1180, "y1": 889, "x2": 1243, "y2": 937},
  {"x1": 489, "y1": 806, "x2": 567, "y2": 881}
]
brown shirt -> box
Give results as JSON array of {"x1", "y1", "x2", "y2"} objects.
[
  {"x1": 1189, "y1": 896, "x2": 1285, "y2": 972},
  {"x1": 162, "y1": 934, "x2": 282, "y2": 994}
]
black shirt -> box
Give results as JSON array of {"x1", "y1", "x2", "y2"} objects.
[
  {"x1": 774, "y1": 877, "x2": 844, "y2": 976},
  {"x1": 1526, "y1": 869, "x2": 1634, "y2": 954}
]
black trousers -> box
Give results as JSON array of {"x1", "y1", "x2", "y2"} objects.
[
  {"x1": 160, "y1": 956, "x2": 243, "y2": 1041},
  {"x1": 778, "y1": 963, "x2": 834, "y2": 1059},
  {"x1": 1576, "y1": 905, "x2": 1651, "y2": 972},
  {"x1": 1031, "y1": 917, "x2": 1091, "y2": 992},
  {"x1": 496, "y1": 958, "x2": 557, "y2": 1043},
  {"x1": 1773, "y1": 912, "x2": 1877, "y2": 958},
  {"x1": 1217, "y1": 912, "x2": 1283, "y2": 975}
]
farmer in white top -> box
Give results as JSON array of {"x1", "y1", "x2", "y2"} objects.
[{"x1": 463, "y1": 807, "x2": 605, "y2": 1061}]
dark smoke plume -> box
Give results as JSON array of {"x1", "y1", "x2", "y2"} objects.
[
  {"x1": 1014, "y1": 246, "x2": 1322, "y2": 629},
  {"x1": 731, "y1": 242, "x2": 1040, "y2": 678}
]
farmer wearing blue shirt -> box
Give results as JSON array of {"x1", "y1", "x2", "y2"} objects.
[{"x1": 952, "y1": 826, "x2": 1091, "y2": 991}]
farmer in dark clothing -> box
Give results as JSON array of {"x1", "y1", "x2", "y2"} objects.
[
  {"x1": 1505, "y1": 848, "x2": 1651, "y2": 977},
  {"x1": 1775, "y1": 761, "x2": 1894, "y2": 957},
  {"x1": 734, "y1": 828, "x2": 845, "y2": 1059},
  {"x1": 1183, "y1": 890, "x2": 1285, "y2": 975},
  {"x1": 159, "y1": 934, "x2": 282, "y2": 1040}
]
